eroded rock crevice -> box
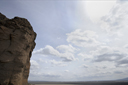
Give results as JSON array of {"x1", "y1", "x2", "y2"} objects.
[{"x1": 0, "y1": 13, "x2": 36, "y2": 85}]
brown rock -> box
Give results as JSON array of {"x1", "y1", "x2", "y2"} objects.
[{"x1": 0, "y1": 13, "x2": 36, "y2": 85}]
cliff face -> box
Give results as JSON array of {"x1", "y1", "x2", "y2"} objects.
[{"x1": 0, "y1": 13, "x2": 36, "y2": 85}]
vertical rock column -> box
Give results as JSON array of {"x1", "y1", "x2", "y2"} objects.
[{"x1": 0, "y1": 13, "x2": 36, "y2": 85}]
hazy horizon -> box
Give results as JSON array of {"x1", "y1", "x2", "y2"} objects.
[{"x1": 0, "y1": 0, "x2": 128, "y2": 81}]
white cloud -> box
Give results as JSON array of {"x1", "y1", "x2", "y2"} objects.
[
  {"x1": 50, "y1": 59, "x2": 67, "y2": 67},
  {"x1": 62, "y1": 52, "x2": 79, "y2": 62},
  {"x1": 38, "y1": 58, "x2": 48, "y2": 63},
  {"x1": 83, "y1": 64, "x2": 88, "y2": 68},
  {"x1": 30, "y1": 60, "x2": 39, "y2": 70},
  {"x1": 78, "y1": 53, "x2": 93, "y2": 61},
  {"x1": 124, "y1": 44, "x2": 128, "y2": 49},
  {"x1": 33, "y1": 45, "x2": 60, "y2": 56},
  {"x1": 64, "y1": 70, "x2": 69, "y2": 72},
  {"x1": 78, "y1": 53, "x2": 93, "y2": 59},
  {"x1": 100, "y1": 1, "x2": 128, "y2": 35},
  {"x1": 33, "y1": 45, "x2": 77, "y2": 62},
  {"x1": 90, "y1": 46, "x2": 126, "y2": 56},
  {"x1": 66, "y1": 29, "x2": 100, "y2": 47},
  {"x1": 56, "y1": 44, "x2": 78, "y2": 53},
  {"x1": 85, "y1": 0, "x2": 116, "y2": 23}
]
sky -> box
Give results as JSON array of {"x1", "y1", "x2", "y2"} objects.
[{"x1": 0, "y1": 0, "x2": 128, "y2": 81}]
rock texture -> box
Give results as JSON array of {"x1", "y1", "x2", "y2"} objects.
[{"x1": 0, "y1": 13, "x2": 36, "y2": 85}]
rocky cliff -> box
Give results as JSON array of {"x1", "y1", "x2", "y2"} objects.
[{"x1": 0, "y1": 13, "x2": 36, "y2": 85}]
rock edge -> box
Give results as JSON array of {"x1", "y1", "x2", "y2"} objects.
[{"x1": 0, "y1": 13, "x2": 36, "y2": 85}]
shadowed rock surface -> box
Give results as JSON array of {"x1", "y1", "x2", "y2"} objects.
[{"x1": 0, "y1": 13, "x2": 36, "y2": 85}]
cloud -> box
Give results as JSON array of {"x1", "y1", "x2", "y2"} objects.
[
  {"x1": 85, "y1": 0, "x2": 116, "y2": 23},
  {"x1": 50, "y1": 59, "x2": 67, "y2": 67},
  {"x1": 30, "y1": 60, "x2": 40, "y2": 76},
  {"x1": 114, "y1": 71, "x2": 123, "y2": 74},
  {"x1": 33, "y1": 45, "x2": 60, "y2": 56},
  {"x1": 29, "y1": 72, "x2": 62, "y2": 81},
  {"x1": 66, "y1": 29, "x2": 100, "y2": 47},
  {"x1": 33, "y1": 45, "x2": 77, "y2": 62},
  {"x1": 124, "y1": 44, "x2": 128, "y2": 49},
  {"x1": 56, "y1": 44, "x2": 78, "y2": 53},
  {"x1": 90, "y1": 46, "x2": 112, "y2": 55},
  {"x1": 42, "y1": 73, "x2": 61, "y2": 78},
  {"x1": 100, "y1": 1, "x2": 128, "y2": 35},
  {"x1": 83, "y1": 64, "x2": 88, "y2": 68},
  {"x1": 118, "y1": 59, "x2": 128, "y2": 65},
  {"x1": 38, "y1": 59, "x2": 48, "y2": 63},
  {"x1": 117, "y1": 0, "x2": 128, "y2": 3},
  {"x1": 116, "y1": 58, "x2": 128, "y2": 67},
  {"x1": 64, "y1": 70, "x2": 69, "y2": 72},
  {"x1": 90, "y1": 46, "x2": 127, "y2": 57},
  {"x1": 91, "y1": 46, "x2": 128, "y2": 67},
  {"x1": 30, "y1": 60, "x2": 39, "y2": 70},
  {"x1": 78, "y1": 53, "x2": 93, "y2": 60},
  {"x1": 94, "y1": 53, "x2": 125, "y2": 62}
]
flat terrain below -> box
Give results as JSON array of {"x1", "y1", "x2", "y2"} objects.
[{"x1": 29, "y1": 81, "x2": 128, "y2": 85}]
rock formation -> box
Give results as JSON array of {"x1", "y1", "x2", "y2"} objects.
[{"x1": 0, "y1": 13, "x2": 36, "y2": 85}]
